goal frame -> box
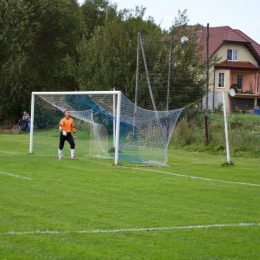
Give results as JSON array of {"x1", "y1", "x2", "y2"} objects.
[{"x1": 30, "y1": 91, "x2": 122, "y2": 165}]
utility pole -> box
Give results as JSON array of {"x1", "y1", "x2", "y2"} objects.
[
  {"x1": 133, "y1": 32, "x2": 141, "y2": 133},
  {"x1": 205, "y1": 23, "x2": 209, "y2": 145},
  {"x1": 167, "y1": 31, "x2": 173, "y2": 111},
  {"x1": 139, "y1": 33, "x2": 157, "y2": 111}
]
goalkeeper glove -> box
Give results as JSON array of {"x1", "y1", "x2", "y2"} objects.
[
  {"x1": 61, "y1": 130, "x2": 67, "y2": 136},
  {"x1": 73, "y1": 132, "x2": 77, "y2": 140}
]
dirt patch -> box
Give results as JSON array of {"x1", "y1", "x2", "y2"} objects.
[{"x1": 2, "y1": 129, "x2": 12, "y2": 133}]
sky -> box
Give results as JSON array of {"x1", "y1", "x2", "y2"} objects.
[{"x1": 78, "y1": 0, "x2": 260, "y2": 44}]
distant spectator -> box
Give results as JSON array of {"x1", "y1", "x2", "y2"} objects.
[{"x1": 22, "y1": 111, "x2": 31, "y2": 133}]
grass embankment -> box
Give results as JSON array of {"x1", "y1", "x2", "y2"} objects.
[
  {"x1": 0, "y1": 133, "x2": 260, "y2": 259},
  {"x1": 172, "y1": 113, "x2": 260, "y2": 158}
]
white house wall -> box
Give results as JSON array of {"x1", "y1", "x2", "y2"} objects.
[{"x1": 203, "y1": 91, "x2": 228, "y2": 112}]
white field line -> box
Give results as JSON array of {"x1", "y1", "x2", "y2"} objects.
[
  {"x1": 0, "y1": 171, "x2": 31, "y2": 180},
  {"x1": 77, "y1": 159, "x2": 260, "y2": 187},
  {"x1": 1, "y1": 223, "x2": 259, "y2": 236},
  {"x1": 128, "y1": 167, "x2": 260, "y2": 187},
  {"x1": 0, "y1": 150, "x2": 18, "y2": 155}
]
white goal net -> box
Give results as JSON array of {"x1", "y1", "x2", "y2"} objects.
[{"x1": 30, "y1": 91, "x2": 183, "y2": 165}]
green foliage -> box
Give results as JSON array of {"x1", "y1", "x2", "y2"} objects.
[
  {"x1": 77, "y1": 6, "x2": 163, "y2": 99},
  {"x1": 172, "y1": 9, "x2": 190, "y2": 27},
  {"x1": 137, "y1": 11, "x2": 210, "y2": 110},
  {"x1": 230, "y1": 83, "x2": 238, "y2": 93},
  {"x1": 0, "y1": 0, "x2": 84, "y2": 121},
  {"x1": 81, "y1": 0, "x2": 116, "y2": 40},
  {"x1": 168, "y1": 25, "x2": 206, "y2": 109},
  {"x1": 1, "y1": 3, "x2": 218, "y2": 134},
  {"x1": 171, "y1": 116, "x2": 196, "y2": 145},
  {"x1": 172, "y1": 113, "x2": 260, "y2": 158},
  {"x1": 214, "y1": 102, "x2": 223, "y2": 113}
]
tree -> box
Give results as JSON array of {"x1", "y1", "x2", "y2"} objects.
[
  {"x1": 168, "y1": 10, "x2": 219, "y2": 110},
  {"x1": 136, "y1": 10, "x2": 218, "y2": 110},
  {"x1": 0, "y1": 0, "x2": 84, "y2": 121},
  {"x1": 80, "y1": 0, "x2": 116, "y2": 40},
  {"x1": 77, "y1": 6, "x2": 164, "y2": 102},
  {"x1": 77, "y1": 8, "x2": 216, "y2": 111}
]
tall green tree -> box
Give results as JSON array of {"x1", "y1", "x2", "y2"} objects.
[
  {"x1": 77, "y1": 6, "x2": 164, "y2": 102},
  {"x1": 77, "y1": 8, "x2": 215, "y2": 111},
  {"x1": 80, "y1": 0, "x2": 116, "y2": 40},
  {"x1": 168, "y1": 10, "x2": 219, "y2": 109},
  {"x1": 0, "y1": 0, "x2": 38, "y2": 120},
  {"x1": 137, "y1": 10, "x2": 218, "y2": 110},
  {"x1": 0, "y1": 0, "x2": 84, "y2": 121}
]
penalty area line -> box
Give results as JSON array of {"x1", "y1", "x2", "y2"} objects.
[
  {"x1": 1, "y1": 223, "x2": 260, "y2": 236},
  {"x1": 129, "y1": 167, "x2": 260, "y2": 187},
  {"x1": 0, "y1": 150, "x2": 19, "y2": 155},
  {"x1": 0, "y1": 171, "x2": 31, "y2": 180}
]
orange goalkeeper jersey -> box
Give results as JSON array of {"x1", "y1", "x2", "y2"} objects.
[{"x1": 59, "y1": 117, "x2": 76, "y2": 133}]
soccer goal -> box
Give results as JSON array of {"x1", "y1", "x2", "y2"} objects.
[{"x1": 30, "y1": 91, "x2": 183, "y2": 165}]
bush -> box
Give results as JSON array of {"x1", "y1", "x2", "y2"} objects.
[
  {"x1": 171, "y1": 116, "x2": 196, "y2": 145},
  {"x1": 171, "y1": 113, "x2": 260, "y2": 157}
]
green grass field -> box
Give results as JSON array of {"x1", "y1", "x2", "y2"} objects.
[{"x1": 1, "y1": 133, "x2": 260, "y2": 259}]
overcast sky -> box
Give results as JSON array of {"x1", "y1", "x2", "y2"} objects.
[{"x1": 78, "y1": 0, "x2": 260, "y2": 43}]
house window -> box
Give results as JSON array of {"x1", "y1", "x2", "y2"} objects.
[
  {"x1": 237, "y1": 74, "x2": 243, "y2": 90},
  {"x1": 218, "y1": 72, "x2": 225, "y2": 88},
  {"x1": 227, "y1": 49, "x2": 238, "y2": 61}
]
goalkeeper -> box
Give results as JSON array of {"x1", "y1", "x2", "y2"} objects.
[{"x1": 58, "y1": 109, "x2": 77, "y2": 160}]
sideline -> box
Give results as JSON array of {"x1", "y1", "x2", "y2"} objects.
[
  {"x1": 0, "y1": 171, "x2": 31, "y2": 180},
  {"x1": 1, "y1": 223, "x2": 259, "y2": 236}
]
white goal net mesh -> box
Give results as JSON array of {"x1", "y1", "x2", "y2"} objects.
[{"x1": 32, "y1": 92, "x2": 183, "y2": 165}]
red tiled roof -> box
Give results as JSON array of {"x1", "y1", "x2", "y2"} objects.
[
  {"x1": 196, "y1": 26, "x2": 260, "y2": 65},
  {"x1": 165, "y1": 25, "x2": 260, "y2": 67},
  {"x1": 234, "y1": 29, "x2": 260, "y2": 63},
  {"x1": 215, "y1": 60, "x2": 259, "y2": 70}
]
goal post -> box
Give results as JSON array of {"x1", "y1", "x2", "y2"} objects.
[{"x1": 30, "y1": 91, "x2": 122, "y2": 165}]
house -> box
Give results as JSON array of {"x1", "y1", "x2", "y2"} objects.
[{"x1": 198, "y1": 26, "x2": 260, "y2": 113}]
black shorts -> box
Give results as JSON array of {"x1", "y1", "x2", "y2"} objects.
[{"x1": 59, "y1": 132, "x2": 75, "y2": 150}]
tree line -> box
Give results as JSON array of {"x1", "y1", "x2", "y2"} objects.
[{"x1": 0, "y1": 0, "x2": 209, "y2": 122}]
